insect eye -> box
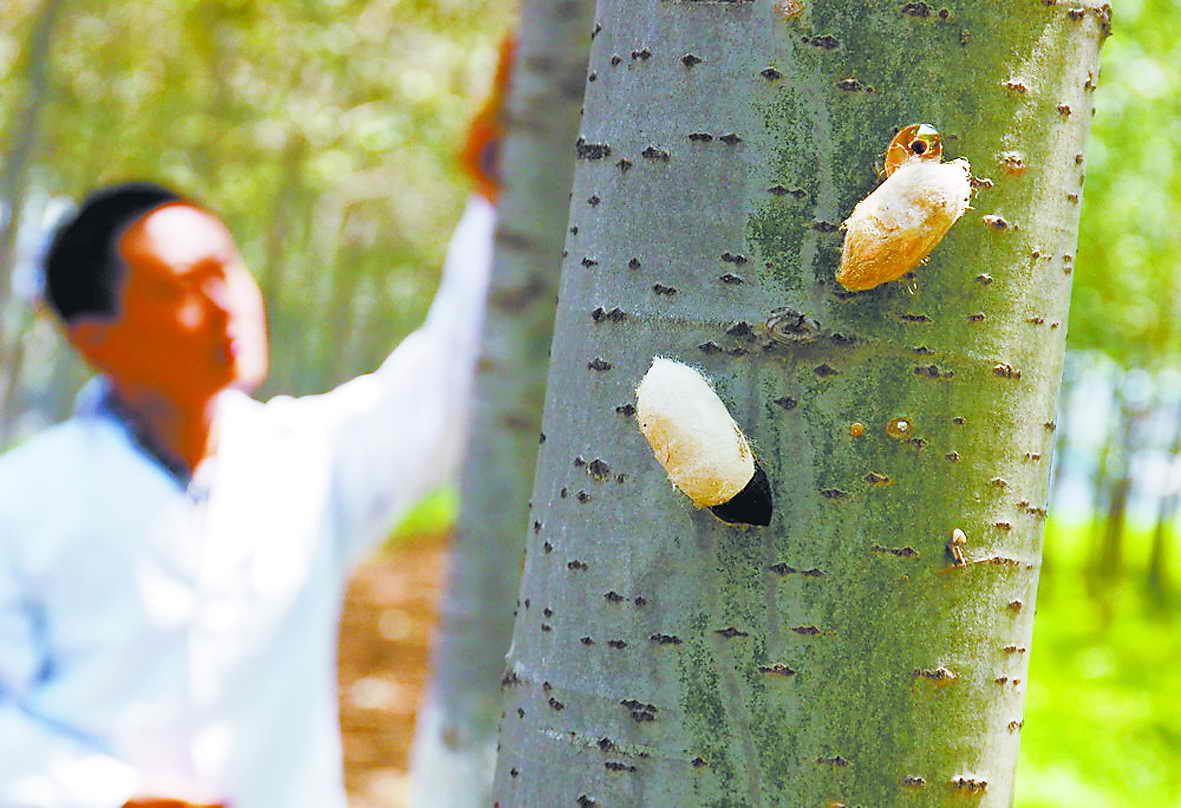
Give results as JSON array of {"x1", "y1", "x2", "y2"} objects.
[
  {"x1": 883, "y1": 123, "x2": 942, "y2": 177},
  {"x1": 909, "y1": 125, "x2": 942, "y2": 159}
]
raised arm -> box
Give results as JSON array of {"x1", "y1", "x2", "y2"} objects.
[{"x1": 274, "y1": 194, "x2": 495, "y2": 567}]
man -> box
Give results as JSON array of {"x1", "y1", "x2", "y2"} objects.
[{"x1": 0, "y1": 173, "x2": 494, "y2": 807}]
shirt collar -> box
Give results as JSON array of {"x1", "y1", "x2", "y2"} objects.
[{"x1": 78, "y1": 376, "x2": 193, "y2": 488}]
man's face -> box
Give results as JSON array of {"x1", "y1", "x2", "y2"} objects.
[{"x1": 71, "y1": 203, "x2": 268, "y2": 400}]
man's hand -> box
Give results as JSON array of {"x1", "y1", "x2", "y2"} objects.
[{"x1": 121, "y1": 799, "x2": 228, "y2": 808}]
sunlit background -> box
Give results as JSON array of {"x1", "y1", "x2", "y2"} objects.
[{"x1": 1, "y1": 1, "x2": 1178, "y2": 806}]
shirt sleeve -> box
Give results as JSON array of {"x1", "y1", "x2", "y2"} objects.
[
  {"x1": 0, "y1": 557, "x2": 139, "y2": 808},
  {"x1": 283, "y1": 195, "x2": 496, "y2": 567}
]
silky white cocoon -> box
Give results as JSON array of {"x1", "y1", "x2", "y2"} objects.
[
  {"x1": 837, "y1": 157, "x2": 972, "y2": 291},
  {"x1": 635, "y1": 357, "x2": 755, "y2": 508}
]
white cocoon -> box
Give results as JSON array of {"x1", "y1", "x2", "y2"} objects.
[
  {"x1": 837, "y1": 157, "x2": 972, "y2": 291},
  {"x1": 635, "y1": 357, "x2": 755, "y2": 508}
]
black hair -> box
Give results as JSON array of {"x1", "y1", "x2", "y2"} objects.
[{"x1": 43, "y1": 181, "x2": 183, "y2": 323}]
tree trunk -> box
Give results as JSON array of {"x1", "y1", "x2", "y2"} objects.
[
  {"x1": 260, "y1": 131, "x2": 307, "y2": 309},
  {"x1": 1146, "y1": 393, "x2": 1181, "y2": 605},
  {"x1": 1046, "y1": 351, "x2": 1077, "y2": 515},
  {"x1": 493, "y1": 3, "x2": 1107, "y2": 806},
  {"x1": 0, "y1": 330, "x2": 28, "y2": 445},
  {"x1": 1039, "y1": 350, "x2": 1076, "y2": 589},
  {"x1": 407, "y1": 4, "x2": 594, "y2": 806},
  {"x1": 0, "y1": 0, "x2": 64, "y2": 440},
  {"x1": 0, "y1": 0, "x2": 62, "y2": 306},
  {"x1": 1147, "y1": 494, "x2": 1175, "y2": 606},
  {"x1": 1098, "y1": 396, "x2": 1135, "y2": 576},
  {"x1": 1083, "y1": 367, "x2": 1118, "y2": 599}
]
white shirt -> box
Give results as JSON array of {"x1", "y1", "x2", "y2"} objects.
[{"x1": 0, "y1": 196, "x2": 495, "y2": 808}]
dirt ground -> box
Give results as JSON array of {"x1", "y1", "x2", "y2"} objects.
[{"x1": 337, "y1": 533, "x2": 448, "y2": 808}]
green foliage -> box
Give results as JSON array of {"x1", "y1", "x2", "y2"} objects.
[
  {"x1": 386, "y1": 485, "x2": 457, "y2": 546},
  {"x1": 1016, "y1": 520, "x2": 1181, "y2": 807},
  {"x1": 1069, "y1": 0, "x2": 1181, "y2": 367}
]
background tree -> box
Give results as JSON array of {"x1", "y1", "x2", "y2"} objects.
[
  {"x1": 408, "y1": 2, "x2": 594, "y2": 804},
  {"x1": 0, "y1": 0, "x2": 64, "y2": 444},
  {"x1": 1146, "y1": 387, "x2": 1181, "y2": 605},
  {"x1": 493, "y1": 2, "x2": 1107, "y2": 806}
]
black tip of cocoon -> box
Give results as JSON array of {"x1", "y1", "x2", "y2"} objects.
[{"x1": 709, "y1": 463, "x2": 773, "y2": 526}]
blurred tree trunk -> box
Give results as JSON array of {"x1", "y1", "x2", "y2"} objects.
[
  {"x1": 260, "y1": 132, "x2": 307, "y2": 308},
  {"x1": 325, "y1": 236, "x2": 365, "y2": 377},
  {"x1": 1098, "y1": 396, "x2": 1135, "y2": 575},
  {"x1": 1041, "y1": 352, "x2": 1078, "y2": 587},
  {"x1": 1086, "y1": 376, "x2": 1118, "y2": 584},
  {"x1": 407, "y1": 2, "x2": 594, "y2": 805},
  {"x1": 0, "y1": 0, "x2": 65, "y2": 442},
  {"x1": 255, "y1": 132, "x2": 308, "y2": 396},
  {"x1": 493, "y1": 3, "x2": 1107, "y2": 806},
  {"x1": 0, "y1": 335, "x2": 27, "y2": 445},
  {"x1": 1147, "y1": 395, "x2": 1181, "y2": 604},
  {"x1": 1048, "y1": 353, "x2": 1078, "y2": 508},
  {"x1": 0, "y1": 0, "x2": 62, "y2": 305},
  {"x1": 1147, "y1": 497, "x2": 1176, "y2": 605}
]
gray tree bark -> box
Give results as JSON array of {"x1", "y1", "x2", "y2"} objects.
[
  {"x1": 493, "y1": 2, "x2": 1108, "y2": 806},
  {"x1": 407, "y1": 3, "x2": 595, "y2": 805},
  {"x1": 1146, "y1": 393, "x2": 1181, "y2": 604},
  {"x1": 0, "y1": 0, "x2": 63, "y2": 307},
  {"x1": 0, "y1": 0, "x2": 66, "y2": 443},
  {"x1": 1097, "y1": 395, "x2": 1134, "y2": 574},
  {"x1": 0, "y1": 334, "x2": 28, "y2": 445}
]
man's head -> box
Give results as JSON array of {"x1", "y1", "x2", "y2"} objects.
[{"x1": 45, "y1": 182, "x2": 268, "y2": 401}]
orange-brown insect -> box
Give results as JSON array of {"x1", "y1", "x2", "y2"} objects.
[{"x1": 836, "y1": 124, "x2": 972, "y2": 292}]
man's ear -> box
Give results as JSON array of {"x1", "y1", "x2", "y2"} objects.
[{"x1": 66, "y1": 317, "x2": 115, "y2": 367}]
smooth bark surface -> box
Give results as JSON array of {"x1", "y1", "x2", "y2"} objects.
[
  {"x1": 1146, "y1": 395, "x2": 1181, "y2": 602},
  {"x1": 0, "y1": 0, "x2": 62, "y2": 307},
  {"x1": 0, "y1": 0, "x2": 64, "y2": 441},
  {"x1": 494, "y1": 2, "x2": 1107, "y2": 806},
  {"x1": 408, "y1": 3, "x2": 594, "y2": 805}
]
